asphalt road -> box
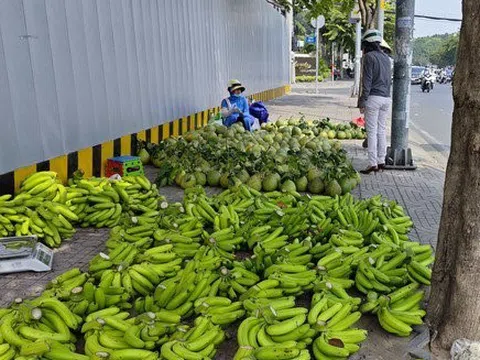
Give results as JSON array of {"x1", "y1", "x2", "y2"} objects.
[{"x1": 410, "y1": 82, "x2": 454, "y2": 148}]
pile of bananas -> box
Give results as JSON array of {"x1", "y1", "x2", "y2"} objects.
[
  {"x1": 82, "y1": 308, "x2": 182, "y2": 359},
  {"x1": 235, "y1": 298, "x2": 314, "y2": 360},
  {"x1": 90, "y1": 247, "x2": 179, "y2": 299},
  {"x1": 152, "y1": 221, "x2": 205, "y2": 259},
  {"x1": 67, "y1": 174, "x2": 161, "y2": 228},
  {"x1": 0, "y1": 171, "x2": 165, "y2": 248},
  {"x1": 307, "y1": 289, "x2": 364, "y2": 359},
  {"x1": 0, "y1": 193, "x2": 77, "y2": 247},
  {"x1": 0, "y1": 297, "x2": 86, "y2": 359},
  {"x1": 18, "y1": 171, "x2": 67, "y2": 202},
  {"x1": 0, "y1": 180, "x2": 436, "y2": 359},
  {"x1": 359, "y1": 283, "x2": 426, "y2": 337}
]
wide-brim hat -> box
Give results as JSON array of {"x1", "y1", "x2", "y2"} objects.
[
  {"x1": 228, "y1": 79, "x2": 246, "y2": 92},
  {"x1": 362, "y1": 29, "x2": 383, "y2": 44},
  {"x1": 380, "y1": 39, "x2": 392, "y2": 52}
]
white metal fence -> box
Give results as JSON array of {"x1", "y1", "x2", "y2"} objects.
[{"x1": 0, "y1": 0, "x2": 289, "y2": 174}]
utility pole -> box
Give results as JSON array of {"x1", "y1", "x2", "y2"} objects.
[
  {"x1": 377, "y1": 0, "x2": 385, "y2": 36},
  {"x1": 350, "y1": 2, "x2": 362, "y2": 96},
  {"x1": 385, "y1": 0, "x2": 416, "y2": 169}
]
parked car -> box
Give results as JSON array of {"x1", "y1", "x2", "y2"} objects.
[{"x1": 411, "y1": 66, "x2": 424, "y2": 85}]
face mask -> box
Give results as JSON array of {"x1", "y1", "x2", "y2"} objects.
[{"x1": 232, "y1": 94, "x2": 241, "y2": 98}]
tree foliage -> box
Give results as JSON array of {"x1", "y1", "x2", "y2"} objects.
[
  {"x1": 413, "y1": 33, "x2": 459, "y2": 66},
  {"x1": 269, "y1": 0, "x2": 352, "y2": 14},
  {"x1": 289, "y1": 0, "x2": 395, "y2": 59}
]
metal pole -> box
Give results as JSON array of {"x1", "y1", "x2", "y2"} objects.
[
  {"x1": 386, "y1": 0, "x2": 416, "y2": 169},
  {"x1": 353, "y1": 21, "x2": 362, "y2": 96},
  {"x1": 315, "y1": 19, "x2": 319, "y2": 93},
  {"x1": 377, "y1": 0, "x2": 385, "y2": 35},
  {"x1": 287, "y1": 0, "x2": 295, "y2": 84},
  {"x1": 331, "y1": 42, "x2": 335, "y2": 82}
]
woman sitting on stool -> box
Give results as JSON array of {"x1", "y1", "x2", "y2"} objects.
[{"x1": 220, "y1": 79, "x2": 255, "y2": 131}]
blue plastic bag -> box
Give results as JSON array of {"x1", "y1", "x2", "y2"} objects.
[{"x1": 249, "y1": 102, "x2": 269, "y2": 124}]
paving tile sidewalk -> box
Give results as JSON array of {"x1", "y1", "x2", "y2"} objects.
[{"x1": 0, "y1": 81, "x2": 446, "y2": 359}]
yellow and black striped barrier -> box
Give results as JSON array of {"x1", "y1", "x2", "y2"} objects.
[{"x1": 0, "y1": 85, "x2": 290, "y2": 195}]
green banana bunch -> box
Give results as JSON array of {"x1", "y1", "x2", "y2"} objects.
[
  {"x1": 352, "y1": 209, "x2": 380, "y2": 237},
  {"x1": 82, "y1": 312, "x2": 163, "y2": 358},
  {"x1": 67, "y1": 174, "x2": 162, "y2": 228},
  {"x1": 266, "y1": 263, "x2": 316, "y2": 295},
  {"x1": 184, "y1": 195, "x2": 219, "y2": 225},
  {"x1": 82, "y1": 313, "x2": 158, "y2": 359},
  {"x1": 0, "y1": 191, "x2": 76, "y2": 247},
  {"x1": 105, "y1": 226, "x2": 154, "y2": 252},
  {"x1": 406, "y1": 261, "x2": 432, "y2": 285},
  {"x1": 88, "y1": 242, "x2": 140, "y2": 279},
  {"x1": 66, "y1": 177, "x2": 122, "y2": 228},
  {"x1": 329, "y1": 229, "x2": 365, "y2": 249},
  {"x1": 373, "y1": 283, "x2": 426, "y2": 337},
  {"x1": 213, "y1": 204, "x2": 240, "y2": 232},
  {"x1": 19, "y1": 171, "x2": 66, "y2": 202},
  {"x1": 368, "y1": 196, "x2": 409, "y2": 222},
  {"x1": 69, "y1": 281, "x2": 131, "y2": 316},
  {"x1": 194, "y1": 296, "x2": 245, "y2": 326},
  {"x1": 239, "y1": 279, "x2": 284, "y2": 302},
  {"x1": 153, "y1": 224, "x2": 204, "y2": 259},
  {"x1": 235, "y1": 299, "x2": 313, "y2": 359},
  {"x1": 355, "y1": 258, "x2": 394, "y2": 294},
  {"x1": 134, "y1": 244, "x2": 179, "y2": 265},
  {"x1": 402, "y1": 241, "x2": 435, "y2": 266},
  {"x1": 308, "y1": 290, "x2": 361, "y2": 334},
  {"x1": 278, "y1": 209, "x2": 311, "y2": 238},
  {"x1": 0, "y1": 298, "x2": 84, "y2": 359},
  {"x1": 120, "y1": 175, "x2": 163, "y2": 213},
  {"x1": 43, "y1": 268, "x2": 89, "y2": 300},
  {"x1": 160, "y1": 316, "x2": 223, "y2": 360},
  {"x1": 135, "y1": 267, "x2": 216, "y2": 314},
  {"x1": 373, "y1": 208, "x2": 414, "y2": 236},
  {"x1": 147, "y1": 262, "x2": 219, "y2": 318},
  {"x1": 313, "y1": 333, "x2": 359, "y2": 359},
  {"x1": 203, "y1": 227, "x2": 245, "y2": 252},
  {"x1": 267, "y1": 239, "x2": 314, "y2": 266},
  {"x1": 216, "y1": 264, "x2": 260, "y2": 300}
]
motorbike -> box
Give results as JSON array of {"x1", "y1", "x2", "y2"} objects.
[{"x1": 421, "y1": 75, "x2": 435, "y2": 93}]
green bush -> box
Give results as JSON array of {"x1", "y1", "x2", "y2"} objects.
[{"x1": 296, "y1": 75, "x2": 324, "y2": 82}]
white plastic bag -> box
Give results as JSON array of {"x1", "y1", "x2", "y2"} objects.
[
  {"x1": 251, "y1": 118, "x2": 261, "y2": 131},
  {"x1": 451, "y1": 339, "x2": 480, "y2": 360}
]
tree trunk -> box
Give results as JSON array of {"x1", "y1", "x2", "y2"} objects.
[
  {"x1": 427, "y1": 0, "x2": 480, "y2": 354},
  {"x1": 358, "y1": 0, "x2": 377, "y2": 29}
]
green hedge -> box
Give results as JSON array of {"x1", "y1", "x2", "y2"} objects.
[{"x1": 296, "y1": 75, "x2": 325, "y2": 82}]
